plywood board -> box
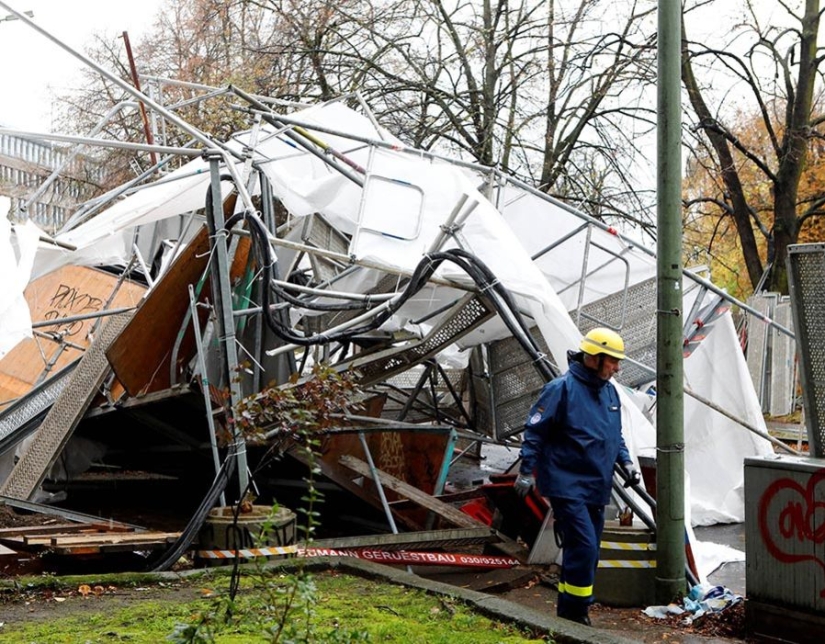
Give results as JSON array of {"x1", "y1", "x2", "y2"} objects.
[
  {"x1": 318, "y1": 428, "x2": 450, "y2": 499},
  {"x1": 106, "y1": 226, "x2": 252, "y2": 398},
  {"x1": 0, "y1": 266, "x2": 145, "y2": 407}
]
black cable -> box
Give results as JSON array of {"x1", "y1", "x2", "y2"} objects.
[
  {"x1": 216, "y1": 177, "x2": 558, "y2": 377},
  {"x1": 148, "y1": 443, "x2": 237, "y2": 572}
]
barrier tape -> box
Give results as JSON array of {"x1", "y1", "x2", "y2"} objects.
[
  {"x1": 598, "y1": 559, "x2": 657, "y2": 569},
  {"x1": 196, "y1": 545, "x2": 521, "y2": 568},
  {"x1": 198, "y1": 545, "x2": 299, "y2": 559}
]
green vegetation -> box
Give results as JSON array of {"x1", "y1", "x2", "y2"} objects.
[{"x1": 0, "y1": 571, "x2": 550, "y2": 643}]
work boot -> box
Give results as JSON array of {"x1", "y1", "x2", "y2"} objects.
[
  {"x1": 557, "y1": 604, "x2": 591, "y2": 626},
  {"x1": 571, "y1": 611, "x2": 591, "y2": 626}
]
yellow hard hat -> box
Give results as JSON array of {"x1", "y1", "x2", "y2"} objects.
[{"x1": 579, "y1": 327, "x2": 626, "y2": 360}]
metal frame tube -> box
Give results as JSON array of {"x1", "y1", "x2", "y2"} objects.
[
  {"x1": 189, "y1": 285, "x2": 227, "y2": 507},
  {"x1": 206, "y1": 156, "x2": 249, "y2": 494}
]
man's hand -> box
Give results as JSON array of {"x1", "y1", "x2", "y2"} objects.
[
  {"x1": 514, "y1": 473, "x2": 535, "y2": 498},
  {"x1": 621, "y1": 462, "x2": 641, "y2": 488}
]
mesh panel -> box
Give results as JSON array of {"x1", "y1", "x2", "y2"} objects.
[
  {"x1": 574, "y1": 277, "x2": 657, "y2": 388},
  {"x1": 788, "y1": 244, "x2": 825, "y2": 457},
  {"x1": 769, "y1": 299, "x2": 795, "y2": 417},
  {"x1": 746, "y1": 293, "x2": 775, "y2": 410},
  {"x1": 486, "y1": 328, "x2": 551, "y2": 440},
  {"x1": 0, "y1": 364, "x2": 75, "y2": 456},
  {"x1": 301, "y1": 213, "x2": 349, "y2": 255},
  {"x1": 344, "y1": 295, "x2": 494, "y2": 388},
  {"x1": 0, "y1": 314, "x2": 131, "y2": 499},
  {"x1": 301, "y1": 214, "x2": 350, "y2": 284}
]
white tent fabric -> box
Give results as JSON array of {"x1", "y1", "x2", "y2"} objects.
[
  {"x1": 0, "y1": 219, "x2": 39, "y2": 358},
  {"x1": 682, "y1": 310, "x2": 773, "y2": 524},
  {"x1": 497, "y1": 184, "x2": 658, "y2": 310}
]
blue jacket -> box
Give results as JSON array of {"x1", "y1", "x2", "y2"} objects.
[{"x1": 519, "y1": 353, "x2": 631, "y2": 505}]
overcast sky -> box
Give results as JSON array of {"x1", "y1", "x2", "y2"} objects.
[{"x1": 0, "y1": 0, "x2": 164, "y2": 131}]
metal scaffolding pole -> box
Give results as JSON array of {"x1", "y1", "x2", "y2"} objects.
[{"x1": 206, "y1": 156, "x2": 249, "y2": 495}]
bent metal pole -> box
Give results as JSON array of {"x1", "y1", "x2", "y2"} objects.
[{"x1": 0, "y1": 2, "x2": 255, "y2": 213}]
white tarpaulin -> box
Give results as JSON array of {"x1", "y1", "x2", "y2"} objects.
[
  {"x1": 498, "y1": 183, "x2": 658, "y2": 310},
  {"x1": 0, "y1": 218, "x2": 39, "y2": 358},
  {"x1": 682, "y1": 310, "x2": 773, "y2": 524}
]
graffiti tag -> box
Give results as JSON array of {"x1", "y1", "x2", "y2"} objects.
[
  {"x1": 757, "y1": 468, "x2": 825, "y2": 597},
  {"x1": 41, "y1": 283, "x2": 104, "y2": 337}
]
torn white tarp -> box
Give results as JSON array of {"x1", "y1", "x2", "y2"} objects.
[
  {"x1": 682, "y1": 310, "x2": 773, "y2": 525},
  {"x1": 0, "y1": 218, "x2": 39, "y2": 358},
  {"x1": 498, "y1": 183, "x2": 658, "y2": 310},
  {"x1": 28, "y1": 159, "x2": 236, "y2": 280}
]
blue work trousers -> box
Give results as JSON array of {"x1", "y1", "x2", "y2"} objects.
[{"x1": 550, "y1": 497, "x2": 605, "y2": 616}]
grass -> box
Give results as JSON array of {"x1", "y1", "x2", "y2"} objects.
[{"x1": 0, "y1": 569, "x2": 551, "y2": 643}]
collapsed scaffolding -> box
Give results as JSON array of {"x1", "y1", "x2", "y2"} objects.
[{"x1": 0, "y1": 4, "x2": 801, "y2": 584}]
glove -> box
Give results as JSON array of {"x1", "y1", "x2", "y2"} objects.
[
  {"x1": 621, "y1": 462, "x2": 641, "y2": 488},
  {"x1": 514, "y1": 473, "x2": 535, "y2": 498}
]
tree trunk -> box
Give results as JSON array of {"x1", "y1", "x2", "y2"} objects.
[
  {"x1": 766, "y1": 0, "x2": 821, "y2": 294},
  {"x1": 681, "y1": 20, "x2": 764, "y2": 289}
]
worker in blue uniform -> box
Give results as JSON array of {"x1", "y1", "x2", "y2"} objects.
[{"x1": 514, "y1": 327, "x2": 640, "y2": 626}]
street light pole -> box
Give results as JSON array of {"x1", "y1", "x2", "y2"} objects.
[{"x1": 656, "y1": 0, "x2": 687, "y2": 604}]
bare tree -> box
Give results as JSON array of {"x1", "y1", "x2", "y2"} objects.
[
  {"x1": 56, "y1": 1, "x2": 291, "y2": 185},
  {"x1": 287, "y1": 0, "x2": 659, "y2": 227},
  {"x1": 681, "y1": 0, "x2": 825, "y2": 293}
]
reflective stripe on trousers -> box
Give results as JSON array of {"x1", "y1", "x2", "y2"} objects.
[{"x1": 550, "y1": 497, "x2": 605, "y2": 610}]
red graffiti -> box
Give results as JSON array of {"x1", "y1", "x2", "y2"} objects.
[{"x1": 757, "y1": 469, "x2": 825, "y2": 597}]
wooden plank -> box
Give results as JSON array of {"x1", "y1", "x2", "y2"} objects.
[
  {"x1": 0, "y1": 523, "x2": 85, "y2": 537},
  {"x1": 50, "y1": 540, "x2": 177, "y2": 556},
  {"x1": 338, "y1": 455, "x2": 486, "y2": 529},
  {"x1": 48, "y1": 531, "x2": 180, "y2": 547},
  {"x1": 24, "y1": 531, "x2": 106, "y2": 546},
  {"x1": 21, "y1": 528, "x2": 133, "y2": 546},
  {"x1": 0, "y1": 543, "x2": 17, "y2": 557},
  {"x1": 0, "y1": 266, "x2": 145, "y2": 408},
  {"x1": 106, "y1": 227, "x2": 210, "y2": 397}
]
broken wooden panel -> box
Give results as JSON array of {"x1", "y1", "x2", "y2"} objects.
[
  {"x1": 106, "y1": 226, "x2": 251, "y2": 398},
  {"x1": 0, "y1": 524, "x2": 180, "y2": 556},
  {"x1": 287, "y1": 425, "x2": 454, "y2": 533},
  {"x1": 316, "y1": 427, "x2": 451, "y2": 501},
  {"x1": 338, "y1": 454, "x2": 486, "y2": 530},
  {"x1": 0, "y1": 265, "x2": 145, "y2": 408}
]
